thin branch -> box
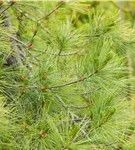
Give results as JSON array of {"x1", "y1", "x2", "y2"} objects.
[
  {"x1": 80, "y1": 88, "x2": 101, "y2": 95},
  {"x1": 37, "y1": 1, "x2": 64, "y2": 21},
  {"x1": 69, "y1": 31, "x2": 97, "y2": 55},
  {"x1": 0, "y1": 5, "x2": 24, "y2": 67},
  {"x1": 29, "y1": 27, "x2": 38, "y2": 44},
  {"x1": 89, "y1": 120, "x2": 106, "y2": 133},
  {"x1": 126, "y1": 49, "x2": 133, "y2": 101},
  {"x1": 68, "y1": 106, "x2": 89, "y2": 109},
  {"x1": 9, "y1": 36, "x2": 46, "y2": 63},
  {"x1": 104, "y1": 141, "x2": 118, "y2": 147},
  {"x1": 72, "y1": 117, "x2": 89, "y2": 122},
  {"x1": 9, "y1": 36, "x2": 80, "y2": 57},
  {"x1": 42, "y1": 51, "x2": 78, "y2": 56},
  {"x1": 9, "y1": 36, "x2": 27, "y2": 47},
  {"x1": 29, "y1": 33, "x2": 95, "y2": 57},
  {"x1": 49, "y1": 67, "x2": 102, "y2": 89},
  {"x1": 69, "y1": 112, "x2": 92, "y2": 142},
  {"x1": 9, "y1": 8, "x2": 97, "y2": 57},
  {"x1": 4, "y1": 91, "x2": 16, "y2": 102},
  {"x1": 70, "y1": 35, "x2": 92, "y2": 38},
  {"x1": 55, "y1": 95, "x2": 67, "y2": 110},
  {"x1": 57, "y1": 33, "x2": 98, "y2": 56},
  {"x1": 15, "y1": 7, "x2": 51, "y2": 35},
  {"x1": 55, "y1": 95, "x2": 89, "y2": 125},
  {"x1": 58, "y1": 47, "x2": 63, "y2": 56},
  {"x1": 0, "y1": 3, "x2": 13, "y2": 15}
]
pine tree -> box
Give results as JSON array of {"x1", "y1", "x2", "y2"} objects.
[{"x1": 0, "y1": 1, "x2": 135, "y2": 150}]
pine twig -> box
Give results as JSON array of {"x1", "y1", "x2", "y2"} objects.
[
  {"x1": 0, "y1": 5, "x2": 24, "y2": 66},
  {"x1": 49, "y1": 67, "x2": 102, "y2": 89},
  {"x1": 37, "y1": 1, "x2": 65, "y2": 21},
  {"x1": 15, "y1": 7, "x2": 51, "y2": 35},
  {"x1": 55, "y1": 95, "x2": 67, "y2": 110},
  {"x1": 55, "y1": 95, "x2": 92, "y2": 142},
  {"x1": 0, "y1": 3, "x2": 13, "y2": 15},
  {"x1": 68, "y1": 106, "x2": 89, "y2": 109}
]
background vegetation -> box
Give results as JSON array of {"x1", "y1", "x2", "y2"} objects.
[{"x1": 1, "y1": 1, "x2": 135, "y2": 149}]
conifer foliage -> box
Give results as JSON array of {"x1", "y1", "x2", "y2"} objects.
[{"x1": 0, "y1": 1, "x2": 135, "y2": 149}]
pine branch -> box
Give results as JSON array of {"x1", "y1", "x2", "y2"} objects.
[
  {"x1": 104, "y1": 141, "x2": 118, "y2": 147},
  {"x1": 49, "y1": 67, "x2": 102, "y2": 89},
  {"x1": 15, "y1": 7, "x2": 51, "y2": 35},
  {"x1": 70, "y1": 34, "x2": 94, "y2": 38},
  {"x1": 126, "y1": 49, "x2": 133, "y2": 101},
  {"x1": 57, "y1": 33, "x2": 97, "y2": 56},
  {"x1": 80, "y1": 88, "x2": 101, "y2": 95},
  {"x1": 89, "y1": 121, "x2": 106, "y2": 133},
  {"x1": 0, "y1": 4, "x2": 33, "y2": 76},
  {"x1": 55, "y1": 95, "x2": 67, "y2": 110},
  {"x1": 8, "y1": 10, "x2": 98, "y2": 58},
  {"x1": 9, "y1": 36, "x2": 89, "y2": 57},
  {"x1": 70, "y1": 31, "x2": 97, "y2": 55},
  {"x1": 69, "y1": 112, "x2": 92, "y2": 142},
  {"x1": 44, "y1": 51, "x2": 78, "y2": 56},
  {"x1": 0, "y1": 2, "x2": 14, "y2": 15},
  {"x1": 0, "y1": 5, "x2": 23, "y2": 66},
  {"x1": 9, "y1": 36, "x2": 45, "y2": 63},
  {"x1": 68, "y1": 106, "x2": 89, "y2": 109},
  {"x1": 37, "y1": 1, "x2": 65, "y2": 21},
  {"x1": 10, "y1": 36, "x2": 68, "y2": 56},
  {"x1": 10, "y1": 36, "x2": 27, "y2": 47},
  {"x1": 58, "y1": 47, "x2": 63, "y2": 56},
  {"x1": 55, "y1": 95, "x2": 92, "y2": 142}
]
